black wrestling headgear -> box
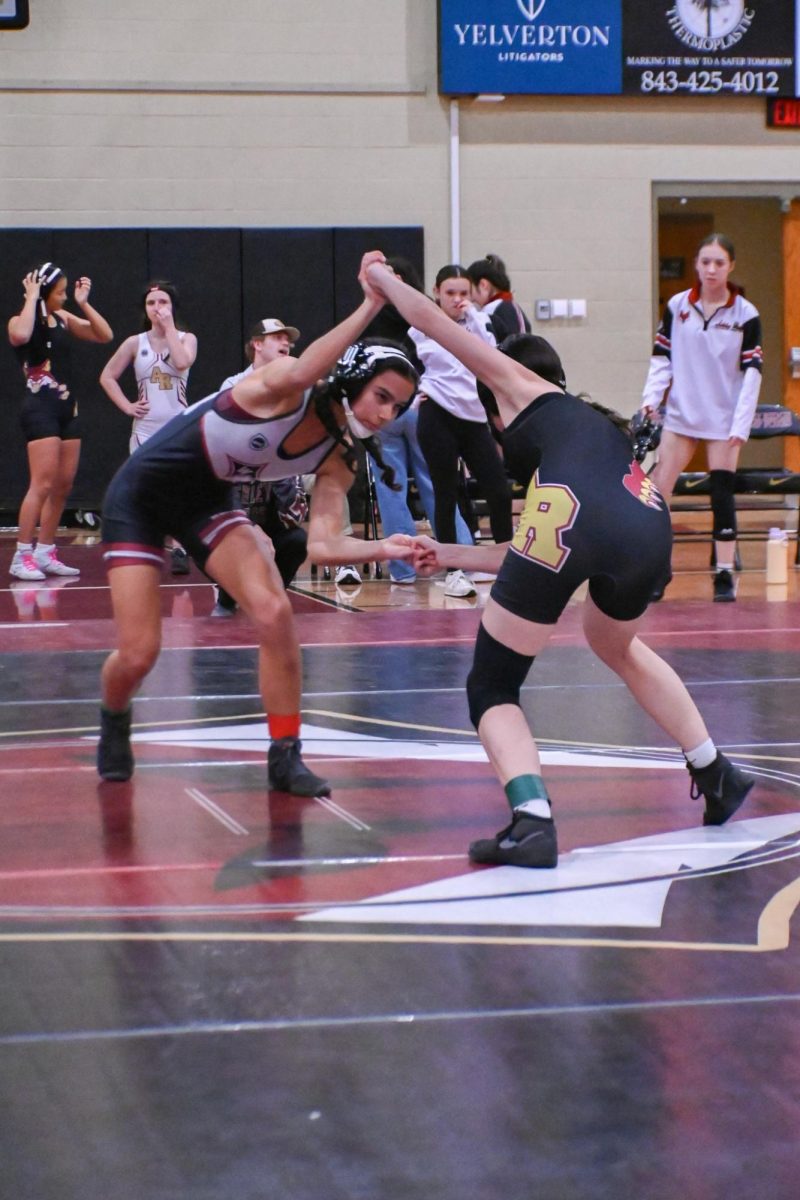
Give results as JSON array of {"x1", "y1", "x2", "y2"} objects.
[{"x1": 630, "y1": 410, "x2": 664, "y2": 463}]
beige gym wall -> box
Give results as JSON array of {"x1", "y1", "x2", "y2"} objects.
[{"x1": 1, "y1": 0, "x2": 799, "y2": 414}]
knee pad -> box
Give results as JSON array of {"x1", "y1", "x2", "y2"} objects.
[
  {"x1": 709, "y1": 470, "x2": 737, "y2": 541},
  {"x1": 466, "y1": 624, "x2": 535, "y2": 729}
]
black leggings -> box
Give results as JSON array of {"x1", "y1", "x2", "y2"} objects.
[{"x1": 417, "y1": 400, "x2": 513, "y2": 545}]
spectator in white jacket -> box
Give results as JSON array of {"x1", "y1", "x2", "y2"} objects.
[{"x1": 640, "y1": 233, "x2": 762, "y2": 602}]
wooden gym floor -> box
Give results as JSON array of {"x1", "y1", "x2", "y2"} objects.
[{"x1": 0, "y1": 505, "x2": 798, "y2": 1200}]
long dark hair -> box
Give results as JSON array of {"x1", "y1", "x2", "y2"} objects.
[
  {"x1": 311, "y1": 339, "x2": 419, "y2": 490},
  {"x1": 386, "y1": 256, "x2": 425, "y2": 292},
  {"x1": 697, "y1": 232, "x2": 735, "y2": 261},
  {"x1": 466, "y1": 253, "x2": 512, "y2": 295},
  {"x1": 140, "y1": 280, "x2": 187, "y2": 331},
  {"x1": 434, "y1": 264, "x2": 470, "y2": 295},
  {"x1": 480, "y1": 333, "x2": 631, "y2": 440},
  {"x1": 476, "y1": 333, "x2": 565, "y2": 422}
]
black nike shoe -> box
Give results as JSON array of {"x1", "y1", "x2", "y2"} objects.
[
  {"x1": 687, "y1": 752, "x2": 754, "y2": 826},
  {"x1": 713, "y1": 569, "x2": 736, "y2": 602},
  {"x1": 469, "y1": 811, "x2": 558, "y2": 868},
  {"x1": 98, "y1": 707, "x2": 134, "y2": 782},
  {"x1": 268, "y1": 736, "x2": 331, "y2": 797},
  {"x1": 170, "y1": 547, "x2": 191, "y2": 576}
]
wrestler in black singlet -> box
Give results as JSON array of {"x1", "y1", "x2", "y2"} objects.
[
  {"x1": 15, "y1": 315, "x2": 78, "y2": 442},
  {"x1": 491, "y1": 391, "x2": 672, "y2": 624}
]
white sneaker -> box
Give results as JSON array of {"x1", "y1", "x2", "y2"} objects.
[
  {"x1": 469, "y1": 571, "x2": 496, "y2": 583},
  {"x1": 10, "y1": 550, "x2": 46, "y2": 581},
  {"x1": 33, "y1": 546, "x2": 80, "y2": 577},
  {"x1": 335, "y1": 565, "x2": 361, "y2": 586},
  {"x1": 445, "y1": 569, "x2": 477, "y2": 598}
]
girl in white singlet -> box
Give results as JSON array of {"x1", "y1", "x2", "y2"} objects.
[
  {"x1": 100, "y1": 281, "x2": 198, "y2": 572},
  {"x1": 100, "y1": 280, "x2": 197, "y2": 451}
]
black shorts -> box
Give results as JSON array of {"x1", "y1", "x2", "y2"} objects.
[
  {"x1": 21, "y1": 385, "x2": 80, "y2": 443},
  {"x1": 101, "y1": 456, "x2": 251, "y2": 572},
  {"x1": 490, "y1": 470, "x2": 673, "y2": 625}
]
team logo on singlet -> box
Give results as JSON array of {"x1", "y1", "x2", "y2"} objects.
[
  {"x1": 511, "y1": 469, "x2": 579, "y2": 571},
  {"x1": 150, "y1": 366, "x2": 175, "y2": 390},
  {"x1": 623, "y1": 460, "x2": 664, "y2": 510}
]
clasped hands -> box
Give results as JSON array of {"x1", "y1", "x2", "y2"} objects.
[{"x1": 382, "y1": 533, "x2": 441, "y2": 576}]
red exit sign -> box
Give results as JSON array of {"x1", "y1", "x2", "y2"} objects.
[{"x1": 767, "y1": 98, "x2": 800, "y2": 127}]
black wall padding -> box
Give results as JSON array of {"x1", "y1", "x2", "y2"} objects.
[
  {"x1": 148, "y1": 228, "x2": 243, "y2": 402},
  {"x1": 333, "y1": 227, "x2": 425, "y2": 322},
  {"x1": 53, "y1": 228, "x2": 149, "y2": 506},
  {"x1": 241, "y1": 229, "x2": 335, "y2": 362},
  {"x1": 0, "y1": 225, "x2": 423, "y2": 512}
]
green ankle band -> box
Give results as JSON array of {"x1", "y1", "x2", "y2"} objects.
[{"x1": 505, "y1": 774, "x2": 549, "y2": 810}]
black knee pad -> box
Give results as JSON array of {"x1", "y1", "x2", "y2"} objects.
[
  {"x1": 466, "y1": 624, "x2": 535, "y2": 729},
  {"x1": 709, "y1": 470, "x2": 737, "y2": 541}
]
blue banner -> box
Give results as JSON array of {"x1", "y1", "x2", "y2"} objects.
[
  {"x1": 439, "y1": 0, "x2": 623, "y2": 95},
  {"x1": 439, "y1": 0, "x2": 798, "y2": 97}
]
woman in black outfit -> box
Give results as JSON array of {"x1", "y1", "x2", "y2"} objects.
[
  {"x1": 7, "y1": 263, "x2": 113, "y2": 580},
  {"x1": 368, "y1": 261, "x2": 755, "y2": 869}
]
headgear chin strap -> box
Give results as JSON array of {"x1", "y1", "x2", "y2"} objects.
[{"x1": 341, "y1": 395, "x2": 374, "y2": 440}]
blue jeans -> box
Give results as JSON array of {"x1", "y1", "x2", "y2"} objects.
[{"x1": 370, "y1": 406, "x2": 473, "y2": 581}]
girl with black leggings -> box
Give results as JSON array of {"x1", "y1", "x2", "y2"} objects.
[{"x1": 410, "y1": 264, "x2": 513, "y2": 598}]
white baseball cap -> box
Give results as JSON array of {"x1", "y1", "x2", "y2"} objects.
[{"x1": 251, "y1": 318, "x2": 300, "y2": 343}]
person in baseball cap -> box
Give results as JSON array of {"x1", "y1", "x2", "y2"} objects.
[
  {"x1": 250, "y1": 317, "x2": 300, "y2": 344},
  {"x1": 219, "y1": 318, "x2": 301, "y2": 390}
]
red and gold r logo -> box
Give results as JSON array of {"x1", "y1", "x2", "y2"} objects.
[{"x1": 511, "y1": 470, "x2": 579, "y2": 571}]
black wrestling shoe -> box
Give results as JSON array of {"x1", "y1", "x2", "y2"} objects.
[
  {"x1": 210, "y1": 601, "x2": 236, "y2": 618},
  {"x1": 687, "y1": 752, "x2": 754, "y2": 826},
  {"x1": 268, "y1": 736, "x2": 331, "y2": 797},
  {"x1": 170, "y1": 547, "x2": 191, "y2": 576},
  {"x1": 210, "y1": 586, "x2": 237, "y2": 617},
  {"x1": 97, "y1": 708, "x2": 134, "y2": 782},
  {"x1": 469, "y1": 811, "x2": 558, "y2": 868},
  {"x1": 713, "y1": 569, "x2": 736, "y2": 602}
]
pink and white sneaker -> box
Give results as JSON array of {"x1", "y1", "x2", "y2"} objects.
[
  {"x1": 9, "y1": 550, "x2": 46, "y2": 582},
  {"x1": 32, "y1": 546, "x2": 80, "y2": 577}
]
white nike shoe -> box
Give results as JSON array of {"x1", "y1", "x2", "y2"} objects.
[
  {"x1": 444, "y1": 570, "x2": 477, "y2": 598},
  {"x1": 335, "y1": 565, "x2": 361, "y2": 586},
  {"x1": 33, "y1": 546, "x2": 80, "y2": 577},
  {"x1": 10, "y1": 550, "x2": 46, "y2": 581}
]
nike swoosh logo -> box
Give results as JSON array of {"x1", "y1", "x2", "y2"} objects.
[
  {"x1": 767, "y1": 476, "x2": 796, "y2": 487},
  {"x1": 499, "y1": 831, "x2": 546, "y2": 850},
  {"x1": 682, "y1": 477, "x2": 709, "y2": 490}
]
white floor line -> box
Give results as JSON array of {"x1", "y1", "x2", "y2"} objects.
[{"x1": 184, "y1": 787, "x2": 249, "y2": 835}]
